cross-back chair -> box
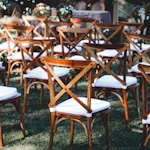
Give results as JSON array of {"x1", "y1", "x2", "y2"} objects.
[
  {"x1": 41, "y1": 57, "x2": 111, "y2": 150},
  {"x1": 56, "y1": 25, "x2": 93, "y2": 58},
  {"x1": 126, "y1": 33, "x2": 150, "y2": 78},
  {"x1": 83, "y1": 43, "x2": 140, "y2": 130},
  {"x1": 138, "y1": 64, "x2": 150, "y2": 148},
  {"x1": 22, "y1": 15, "x2": 49, "y2": 38},
  {"x1": 0, "y1": 86, "x2": 26, "y2": 147},
  {"x1": 17, "y1": 38, "x2": 70, "y2": 113},
  {"x1": 3, "y1": 24, "x2": 33, "y2": 86}
]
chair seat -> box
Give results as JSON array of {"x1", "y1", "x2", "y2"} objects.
[
  {"x1": 92, "y1": 75, "x2": 137, "y2": 89},
  {"x1": 0, "y1": 41, "x2": 17, "y2": 50},
  {"x1": 0, "y1": 86, "x2": 18, "y2": 101},
  {"x1": 128, "y1": 62, "x2": 150, "y2": 73},
  {"x1": 7, "y1": 51, "x2": 46, "y2": 60},
  {"x1": 142, "y1": 114, "x2": 150, "y2": 124},
  {"x1": 53, "y1": 44, "x2": 82, "y2": 54},
  {"x1": 50, "y1": 97, "x2": 110, "y2": 117},
  {"x1": 130, "y1": 43, "x2": 150, "y2": 52},
  {"x1": 24, "y1": 66, "x2": 70, "y2": 79}
]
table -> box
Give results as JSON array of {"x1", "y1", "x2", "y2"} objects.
[{"x1": 72, "y1": 10, "x2": 111, "y2": 24}]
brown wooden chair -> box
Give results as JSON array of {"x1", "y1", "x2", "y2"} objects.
[
  {"x1": 3, "y1": 24, "x2": 33, "y2": 86},
  {"x1": 126, "y1": 33, "x2": 150, "y2": 78},
  {"x1": 83, "y1": 43, "x2": 140, "y2": 130},
  {"x1": 17, "y1": 38, "x2": 70, "y2": 113},
  {"x1": 41, "y1": 57, "x2": 111, "y2": 150},
  {"x1": 0, "y1": 86, "x2": 26, "y2": 147},
  {"x1": 138, "y1": 64, "x2": 150, "y2": 148}
]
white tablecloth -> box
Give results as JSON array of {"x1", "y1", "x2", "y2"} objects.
[{"x1": 72, "y1": 10, "x2": 111, "y2": 24}]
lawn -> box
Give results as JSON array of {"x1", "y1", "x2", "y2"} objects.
[{"x1": 1, "y1": 74, "x2": 150, "y2": 150}]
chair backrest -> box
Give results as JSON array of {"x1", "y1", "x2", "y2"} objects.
[
  {"x1": 83, "y1": 43, "x2": 129, "y2": 86},
  {"x1": 57, "y1": 26, "x2": 93, "y2": 58},
  {"x1": 70, "y1": 17, "x2": 97, "y2": 28},
  {"x1": 22, "y1": 15, "x2": 49, "y2": 38},
  {"x1": 41, "y1": 57, "x2": 96, "y2": 111},
  {"x1": 16, "y1": 38, "x2": 56, "y2": 73},
  {"x1": 94, "y1": 22, "x2": 123, "y2": 44},
  {"x1": 126, "y1": 33, "x2": 150, "y2": 69},
  {"x1": 47, "y1": 20, "x2": 71, "y2": 43},
  {"x1": 3, "y1": 24, "x2": 33, "y2": 55},
  {"x1": 117, "y1": 21, "x2": 143, "y2": 42}
]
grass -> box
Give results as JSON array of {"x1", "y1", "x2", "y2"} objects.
[{"x1": 1, "y1": 74, "x2": 150, "y2": 150}]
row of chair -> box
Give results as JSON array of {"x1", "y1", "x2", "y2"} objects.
[{"x1": 1, "y1": 15, "x2": 150, "y2": 149}]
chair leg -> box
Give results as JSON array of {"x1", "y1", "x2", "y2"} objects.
[
  {"x1": 135, "y1": 86, "x2": 141, "y2": 120},
  {"x1": 70, "y1": 119, "x2": 74, "y2": 146},
  {"x1": 23, "y1": 79, "x2": 28, "y2": 113},
  {"x1": 87, "y1": 118, "x2": 92, "y2": 150},
  {"x1": 49, "y1": 113, "x2": 55, "y2": 150},
  {"x1": 103, "y1": 113, "x2": 111, "y2": 150},
  {"x1": 12, "y1": 100, "x2": 26, "y2": 137},
  {"x1": 0, "y1": 125, "x2": 4, "y2": 147},
  {"x1": 122, "y1": 90, "x2": 130, "y2": 130},
  {"x1": 6, "y1": 60, "x2": 11, "y2": 86}
]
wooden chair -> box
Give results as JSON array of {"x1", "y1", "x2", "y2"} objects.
[
  {"x1": 17, "y1": 38, "x2": 70, "y2": 113},
  {"x1": 83, "y1": 43, "x2": 140, "y2": 130},
  {"x1": 41, "y1": 57, "x2": 111, "y2": 150},
  {"x1": 126, "y1": 33, "x2": 150, "y2": 78},
  {"x1": 138, "y1": 64, "x2": 150, "y2": 148},
  {"x1": 22, "y1": 15, "x2": 49, "y2": 38},
  {"x1": 3, "y1": 24, "x2": 33, "y2": 86},
  {"x1": 0, "y1": 86, "x2": 26, "y2": 147}
]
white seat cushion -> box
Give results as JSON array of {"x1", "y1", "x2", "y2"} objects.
[
  {"x1": 92, "y1": 75, "x2": 137, "y2": 89},
  {"x1": 50, "y1": 97, "x2": 110, "y2": 117},
  {"x1": 24, "y1": 66, "x2": 70, "y2": 79},
  {"x1": 0, "y1": 86, "x2": 18, "y2": 101},
  {"x1": 7, "y1": 51, "x2": 46, "y2": 60},
  {"x1": 128, "y1": 62, "x2": 150, "y2": 73},
  {"x1": 130, "y1": 43, "x2": 150, "y2": 52},
  {"x1": 142, "y1": 114, "x2": 150, "y2": 124}
]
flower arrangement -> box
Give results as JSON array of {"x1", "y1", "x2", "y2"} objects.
[
  {"x1": 57, "y1": 4, "x2": 73, "y2": 22},
  {"x1": 32, "y1": 3, "x2": 51, "y2": 17}
]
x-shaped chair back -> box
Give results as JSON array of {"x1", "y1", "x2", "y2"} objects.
[
  {"x1": 126, "y1": 33, "x2": 150, "y2": 72},
  {"x1": 42, "y1": 57, "x2": 96, "y2": 109},
  {"x1": 57, "y1": 26, "x2": 93, "y2": 58},
  {"x1": 4, "y1": 24, "x2": 33, "y2": 55},
  {"x1": 117, "y1": 21, "x2": 143, "y2": 43},
  {"x1": 94, "y1": 23, "x2": 123, "y2": 44},
  {"x1": 47, "y1": 20, "x2": 71, "y2": 44},
  {"x1": 22, "y1": 15, "x2": 49, "y2": 38},
  {"x1": 17, "y1": 38, "x2": 56, "y2": 73},
  {"x1": 70, "y1": 17, "x2": 97, "y2": 28},
  {"x1": 83, "y1": 43, "x2": 128, "y2": 83}
]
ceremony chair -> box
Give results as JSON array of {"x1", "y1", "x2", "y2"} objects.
[
  {"x1": 41, "y1": 57, "x2": 111, "y2": 150},
  {"x1": 4, "y1": 24, "x2": 33, "y2": 86},
  {"x1": 126, "y1": 33, "x2": 150, "y2": 78},
  {"x1": 138, "y1": 64, "x2": 150, "y2": 148},
  {"x1": 0, "y1": 86, "x2": 26, "y2": 147},
  {"x1": 83, "y1": 43, "x2": 140, "y2": 130},
  {"x1": 17, "y1": 38, "x2": 70, "y2": 112}
]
